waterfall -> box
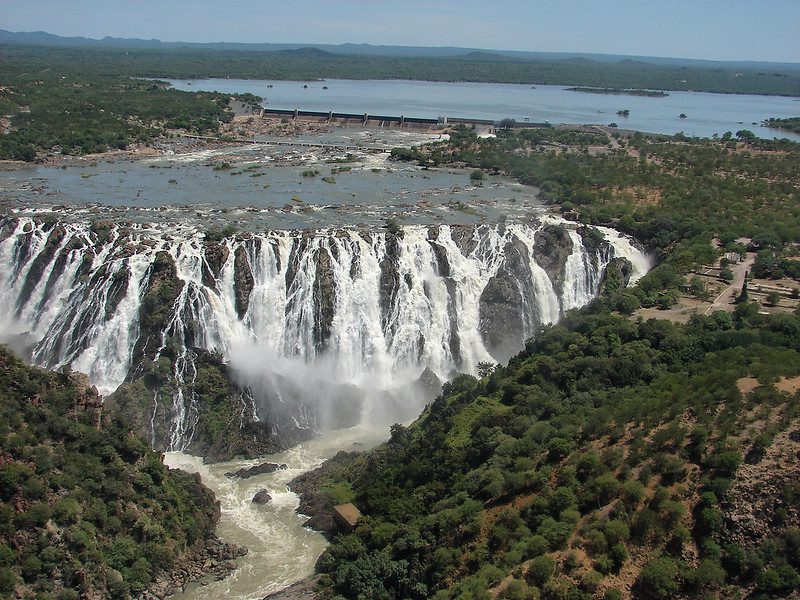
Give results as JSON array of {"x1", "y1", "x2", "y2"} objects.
[{"x1": 0, "y1": 216, "x2": 650, "y2": 449}]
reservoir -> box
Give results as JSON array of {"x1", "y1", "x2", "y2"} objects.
[{"x1": 167, "y1": 78, "x2": 800, "y2": 141}]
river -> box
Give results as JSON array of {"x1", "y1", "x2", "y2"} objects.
[
  {"x1": 167, "y1": 78, "x2": 800, "y2": 141},
  {"x1": 163, "y1": 426, "x2": 387, "y2": 600}
]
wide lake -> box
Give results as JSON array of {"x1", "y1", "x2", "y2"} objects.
[{"x1": 168, "y1": 78, "x2": 800, "y2": 141}]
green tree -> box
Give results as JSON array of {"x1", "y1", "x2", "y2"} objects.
[{"x1": 636, "y1": 557, "x2": 681, "y2": 599}]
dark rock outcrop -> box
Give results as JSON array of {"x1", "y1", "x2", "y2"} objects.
[
  {"x1": 262, "y1": 576, "x2": 320, "y2": 600},
  {"x1": 226, "y1": 462, "x2": 288, "y2": 479},
  {"x1": 531, "y1": 224, "x2": 573, "y2": 297},
  {"x1": 109, "y1": 349, "x2": 305, "y2": 462},
  {"x1": 103, "y1": 263, "x2": 131, "y2": 321},
  {"x1": 312, "y1": 245, "x2": 336, "y2": 352},
  {"x1": 145, "y1": 538, "x2": 248, "y2": 599},
  {"x1": 15, "y1": 223, "x2": 66, "y2": 313},
  {"x1": 253, "y1": 490, "x2": 272, "y2": 504},
  {"x1": 577, "y1": 225, "x2": 612, "y2": 258},
  {"x1": 233, "y1": 245, "x2": 254, "y2": 319},
  {"x1": 448, "y1": 223, "x2": 480, "y2": 256},
  {"x1": 0, "y1": 216, "x2": 19, "y2": 246},
  {"x1": 415, "y1": 366, "x2": 442, "y2": 400},
  {"x1": 202, "y1": 241, "x2": 230, "y2": 288},
  {"x1": 131, "y1": 250, "x2": 185, "y2": 370},
  {"x1": 479, "y1": 237, "x2": 532, "y2": 362},
  {"x1": 378, "y1": 233, "x2": 402, "y2": 337},
  {"x1": 598, "y1": 257, "x2": 633, "y2": 297}
]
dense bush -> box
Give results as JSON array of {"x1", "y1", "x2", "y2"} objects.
[
  {"x1": 0, "y1": 347, "x2": 220, "y2": 598},
  {"x1": 316, "y1": 309, "x2": 800, "y2": 599}
]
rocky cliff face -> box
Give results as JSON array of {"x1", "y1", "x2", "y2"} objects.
[
  {"x1": 479, "y1": 237, "x2": 534, "y2": 361},
  {"x1": 531, "y1": 223, "x2": 574, "y2": 297}
]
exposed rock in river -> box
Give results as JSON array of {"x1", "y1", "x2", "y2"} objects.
[
  {"x1": 252, "y1": 489, "x2": 273, "y2": 504},
  {"x1": 226, "y1": 462, "x2": 288, "y2": 479},
  {"x1": 312, "y1": 244, "x2": 336, "y2": 352},
  {"x1": 234, "y1": 244, "x2": 254, "y2": 319},
  {"x1": 531, "y1": 223, "x2": 573, "y2": 297},
  {"x1": 479, "y1": 237, "x2": 533, "y2": 362},
  {"x1": 202, "y1": 241, "x2": 230, "y2": 287}
]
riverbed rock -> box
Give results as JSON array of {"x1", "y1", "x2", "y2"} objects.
[
  {"x1": 144, "y1": 537, "x2": 246, "y2": 599},
  {"x1": 479, "y1": 237, "x2": 532, "y2": 362},
  {"x1": 312, "y1": 245, "x2": 336, "y2": 352},
  {"x1": 16, "y1": 223, "x2": 66, "y2": 312},
  {"x1": 234, "y1": 244, "x2": 255, "y2": 319},
  {"x1": 415, "y1": 366, "x2": 442, "y2": 400},
  {"x1": 378, "y1": 233, "x2": 401, "y2": 336},
  {"x1": 253, "y1": 490, "x2": 272, "y2": 504},
  {"x1": 263, "y1": 575, "x2": 320, "y2": 600},
  {"x1": 598, "y1": 257, "x2": 633, "y2": 297},
  {"x1": 131, "y1": 250, "x2": 185, "y2": 368},
  {"x1": 531, "y1": 224, "x2": 573, "y2": 297},
  {"x1": 202, "y1": 241, "x2": 230, "y2": 287},
  {"x1": 226, "y1": 462, "x2": 288, "y2": 479}
]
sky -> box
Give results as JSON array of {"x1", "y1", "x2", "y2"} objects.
[{"x1": 1, "y1": 0, "x2": 799, "y2": 63}]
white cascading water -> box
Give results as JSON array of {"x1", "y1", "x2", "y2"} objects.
[{"x1": 0, "y1": 216, "x2": 650, "y2": 450}]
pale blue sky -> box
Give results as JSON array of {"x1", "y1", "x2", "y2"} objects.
[{"x1": 1, "y1": 0, "x2": 798, "y2": 62}]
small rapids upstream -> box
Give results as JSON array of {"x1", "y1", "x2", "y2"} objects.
[{"x1": 164, "y1": 426, "x2": 387, "y2": 600}]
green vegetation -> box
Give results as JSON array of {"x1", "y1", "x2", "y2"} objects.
[
  {"x1": 204, "y1": 224, "x2": 237, "y2": 241},
  {"x1": 567, "y1": 87, "x2": 669, "y2": 97},
  {"x1": 312, "y1": 125, "x2": 800, "y2": 599},
  {"x1": 0, "y1": 44, "x2": 798, "y2": 161},
  {"x1": 4, "y1": 45, "x2": 798, "y2": 96},
  {"x1": 0, "y1": 48, "x2": 252, "y2": 160},
  {"x1": 316, "y1": 308, "x2": 800, "y2": 599},
  {"x1": 0, "y1": 346, "x2": 220, "y2": 598},
  {"x1": 765, "y1": 117, "x2": 800, "y2": 134},
  {"x1": 405, "y1": 125, "x2": 800, "y2": 309}
]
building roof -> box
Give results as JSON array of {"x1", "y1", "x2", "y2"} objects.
[{"x1": 333, "y1": 503, "x2": 362, "y2": 527}]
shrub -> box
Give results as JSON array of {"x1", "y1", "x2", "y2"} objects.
[
  {"x1": 609, "y1": 543, "x2": 629, "y2": 572},
  {"x1": 385, "y1": 217, "x2": 402, "y2": 235},
  {"x1": 0, "y1": 567, "x2": 15, "y2": 594},
  {"x1": 636, "y1": 557, "x2": 681, "y2": 599},
  {"x1": 500, "y1": 579, "x2": 530, "y2": 600},
  {"x1": 580, "y1": 569, "x2": 603, "y2": 592},
  {"x1": 523, "y1": 535, "x2": 550, "y2": 559},
  {"x1": 527, "y1": 555, "x2": 556, "y2": 586}
]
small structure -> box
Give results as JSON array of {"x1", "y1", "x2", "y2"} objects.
[
  {"x1": 724, "y1": 252, "x2": 742, "y2": 264},
  {"x1": 333, "y1": 503, "x2": 362, "y2": 532}
]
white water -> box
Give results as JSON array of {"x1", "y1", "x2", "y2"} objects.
[
  {"x1": 0, "y1": 216, "x2": 650, "y2": 450},
  {"x1": 164, "y1": 426, "x2": 387, "y2": 600}
]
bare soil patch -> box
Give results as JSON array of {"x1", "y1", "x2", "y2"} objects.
[{"x1": 737, "y1": 377, "x2": 761, "y2": 395}]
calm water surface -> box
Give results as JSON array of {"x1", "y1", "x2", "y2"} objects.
[{"x1": 168, "y1": 78, "x2": 800, "y2": 141}]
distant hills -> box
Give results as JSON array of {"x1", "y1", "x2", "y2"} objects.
[{"x1": 2, "y1": 29, "x2": 799, "y2": 71}]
